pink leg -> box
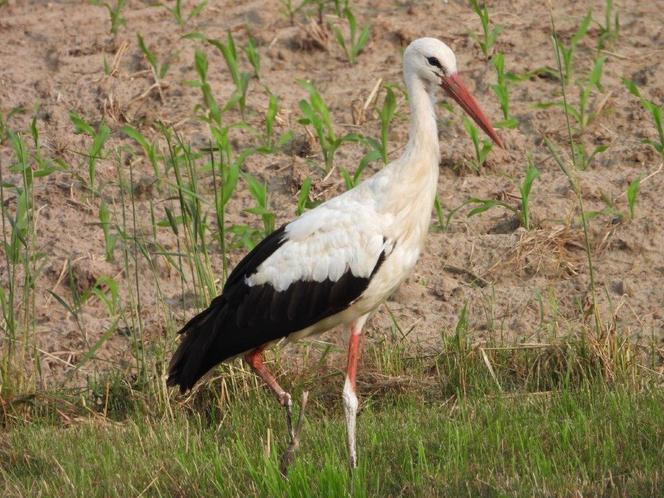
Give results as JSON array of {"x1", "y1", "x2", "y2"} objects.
[
  {"x1": 244, "y1": 347, "x2": 294, "y2": 439},
  {"x1": 343, "y1": 314, "x2": 368, "y2": 469}
]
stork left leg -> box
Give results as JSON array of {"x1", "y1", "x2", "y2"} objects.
[
  {"x1": 244, "y1": 347, "x2": 294, "y2": 440},
  {"x1": 343, "y1": 314, "x2": 368, "y2": 470},
  {"x1": 244, "y1": 346, "x2": 308, "y2": 476}
]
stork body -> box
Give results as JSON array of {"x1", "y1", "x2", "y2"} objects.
[{"x1": 168, "y1": 37, "x2": 502, "y2": 469}]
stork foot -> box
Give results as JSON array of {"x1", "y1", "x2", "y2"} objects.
[
  {"x1": 343, "y1": 376, "x2": 359, "y2": 471},
  {"x1": 279, "y1": 391, "x2": 309, "y2": 477},
  {"x1": 278, "y1": 392, "x2": 295, "y2": 441}
]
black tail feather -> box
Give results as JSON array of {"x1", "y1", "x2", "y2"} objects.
[{"x1": 167, "y1": 296, "x2": 230, "y2": 393}]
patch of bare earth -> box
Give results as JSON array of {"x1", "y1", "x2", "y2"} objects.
[{"x1": 0, "y1": 0, "x2": 663, "y2": 387}]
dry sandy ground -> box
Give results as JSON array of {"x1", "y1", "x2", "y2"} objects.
[{"x1": 0, "y1": 0, "x2": 663, "y2": 386}]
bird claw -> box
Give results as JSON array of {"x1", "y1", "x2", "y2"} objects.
[
  {"x1": 279, "y1": 391, "x2": 308, "y2": 477},
  {"x1": 280, "y1": 392, "x2": 295, "y2": 442}
]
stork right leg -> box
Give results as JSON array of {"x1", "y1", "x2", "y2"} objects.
[
  {"x1": 343, "y1": 315, "x2": 368, "y2": 470},
  {"x1": 244, "y1": 347, "x2": 294, "y2": 440}
]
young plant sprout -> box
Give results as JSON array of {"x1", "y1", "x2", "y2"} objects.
[
  {"x1": 298, "y1": 80, "x2": 361, "y2": 172},
  {"x1": 162, "y1": 0, "x2": 208, "y2": 28},
  {"x1": 624, "y1": 79, "x2": 664, "y2": 159},
  {"x1": 244, "y1": 32, "x2": 261, "y2": 79},
  {"x1": 261, "y1": 94, "x2": 294, "y2": 152},
  {"x1": 554, "y1": 11, "x2": 591, "y2": 85},
  {"x1": 69, "y1": 112, "x2": 110, "y2": 194},
  {"x1": 492, "y1": 53, "x2": 518, "y2": 129},
  {"x1": 242, "y1": 172, "x2": 275, "y2": 238},
  {"x1": 467, "y1": 160, "x2": 539, "y2": 230},
  {"x1": 597, "y1": 0, "x2": 620, "y2": 50},
  {"x1": 91, "y1": 0, "x2": 126, "y2": 36},
  {"x1": 279, "y1": 0, "x2": 308, "y2": 25},
  {"x1": 137, "y1": 34, "x2": 173, "y2": 101},
  {"x1": 331, "y1": 6, "x2": 370, "y2": 64},
  {"x1": 344, "y1": 85, "x2": 399, "y2": 188},
  {"x1": 209, "y1": 31, "x2": 252, "y2": 118},
  {"x1": 625, "y1": 176, "x2": 641, "y2": 220},
  {"x1": 122, "y1": 125, "x2": 161, "y2": 183},
  {"x1": 99, "y1": 200, "x2": 117, "y2": 262},
  {"x1": 464, "y1": 116, "x2": 493, "y2": 171},
  {"x1": 191, "y1": 49, "x2": 222, "y2": 125},
  {"x1": 296, "y1": 177, "x2": 320, "y2": 215},
  {"x1": 377, "y1": 85, "x2": 397, "y2": 163},
  {"x1": 469, "y1": 0, "x2": 502, "y2": 60}
]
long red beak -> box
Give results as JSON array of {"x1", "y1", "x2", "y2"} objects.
[{"x1": 440, "y1": 73, "x2": 504, "y2": 148}]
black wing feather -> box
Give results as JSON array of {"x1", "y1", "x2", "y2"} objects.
[{"x1": 167, "y1": 225, "x2": 387, "y2": 392}]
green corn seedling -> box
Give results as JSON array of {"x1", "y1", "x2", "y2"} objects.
[
  {"x1": 332, "y1": 7, "x2": 370, "y2": 64},
  {"x1": 469, "y1": 0, "x2": 502, "y2": 60},
  {"x1": 162, "y1": 0, "x2": 208, "y2": 28},
  {"x1": 518, "y1": 160, "x2": 540, "y2": 230},
  {"x1": 190, "y1": 49, "x2": 222, "y2": 125},
  {"x1": 69, "y1": 112, "x2": 110, "y2": 194},
  {"x1": 333, "y1": 0, "x2": 349, "y2": 17},
  {"x1": 298, "y1": 80, "x2": 361, "y2": 171},
  {"x1": 265, "y1": 94, "x2": 278, "y2": 147},
  {"x1": 91, "y1": 0, "x2": 126, "y2": 36},
  {"x1": 296, "y1": 177, "x2": 312, "y2": 215},
  {"x1": 554, "y1": 11, "x2": 591, "y2": 85},
  {"x1": 537, "y1": 55, "x2": 606, "y2": 134},
  {"x1": 346, "y1": 86, "x2": 397, "y2": 187},
  {"x1": 468, "y1": 160, "x2": 539, "y2": 229},
  {"x1": 122, "y1": 125, "x2": 161, "y2": 182},
  {"x1": 568, "y1": 55, "x2": 606, "y2": 132},
  {"x1": 377, "y1": 86, "x2": 397, "y2": 162},
  {"x1": 624, "y1": 79, "x2": 664, "y2": 159},
  {"x1": 29, "y1": 116, "x2": 55, "y2": 175},
  {"x1": 137, "y1": 34, "x2": 173, "y2": 101},
  {"x1": 244, "y1": 33, "x2": 261, "y2": 79},
  {"x1": 280, "y1": 0, "x2": 308, "y2": 25},
  {"x1": 573, "y1": 142, "x2": 608, "y2": 171},
  {"x1": 432, "y1": 195, "x2": 467, "y2": 232},
  {"x1": 99, "y1": 200, "x2": 117, "y2": 262},
  {"x1": 296, "y1": 177, "x2": 320, "y2": 215},
  {"x1": 626, "y1": 177, "x2": 641, "y2": 220},
  {"x1": 597, "y1": 0, "x2": 620, "y2": 50},
  {"x1": 242, "y1": 172, "x2": 275, "y2": 238},
  {"x1": 340, "y1": 148, "x2": 381, "y2": 190},
  {"x1": 492, "y1": 53, "x2": 518, "y2": 129},
  {"x1": 261, "y1": 94, "x2": 294, "y2": 152},
  {"x1": 463, "y1": 116, "x2": 493, "y2": 171},
  {"x1": 209, "y1": 32, "x2": 252, "y2": 118}
]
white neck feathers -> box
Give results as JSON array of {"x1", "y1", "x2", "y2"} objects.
[{"x1": 376, "y1": 68, "x2": 441, "y2": 245}]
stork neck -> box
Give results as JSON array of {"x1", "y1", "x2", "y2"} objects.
[
  {"x1": 402, "y1": 73, "x2": 440, "y2": 168},
  {"x1": 375, "y1": 73, "x2": 440, "y2": 246}
]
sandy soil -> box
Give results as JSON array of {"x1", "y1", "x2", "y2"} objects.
[{"x1": 0, "y1": 0, "x2": 663, "y2": 386}]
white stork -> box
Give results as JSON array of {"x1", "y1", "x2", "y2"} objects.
[{"x1": 168, "y1": 37, "x2": 502, "y2": 469}]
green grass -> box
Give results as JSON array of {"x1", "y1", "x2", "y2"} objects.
[
  {"x1": 2, "y1": 327, "x2": 662, "y2": 496},
  {"x1": 2, "y1": 378, "x2": 662, "y2": 496}
]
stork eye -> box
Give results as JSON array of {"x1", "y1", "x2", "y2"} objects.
[{"x1": 427, "y1": 56, "x2": 442, "y2": 69}]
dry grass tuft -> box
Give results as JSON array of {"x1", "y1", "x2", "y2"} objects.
[
  {"x1": 488, "y1": 225, "x2": 585, "y2": 279},
  {"x1": 292, "y1": 19, "x2": 330, "y2": 52}
]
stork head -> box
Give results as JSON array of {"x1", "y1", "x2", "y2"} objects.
[{"x1": 404, "y1": 37, "x2": 503, "y2": 148}]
